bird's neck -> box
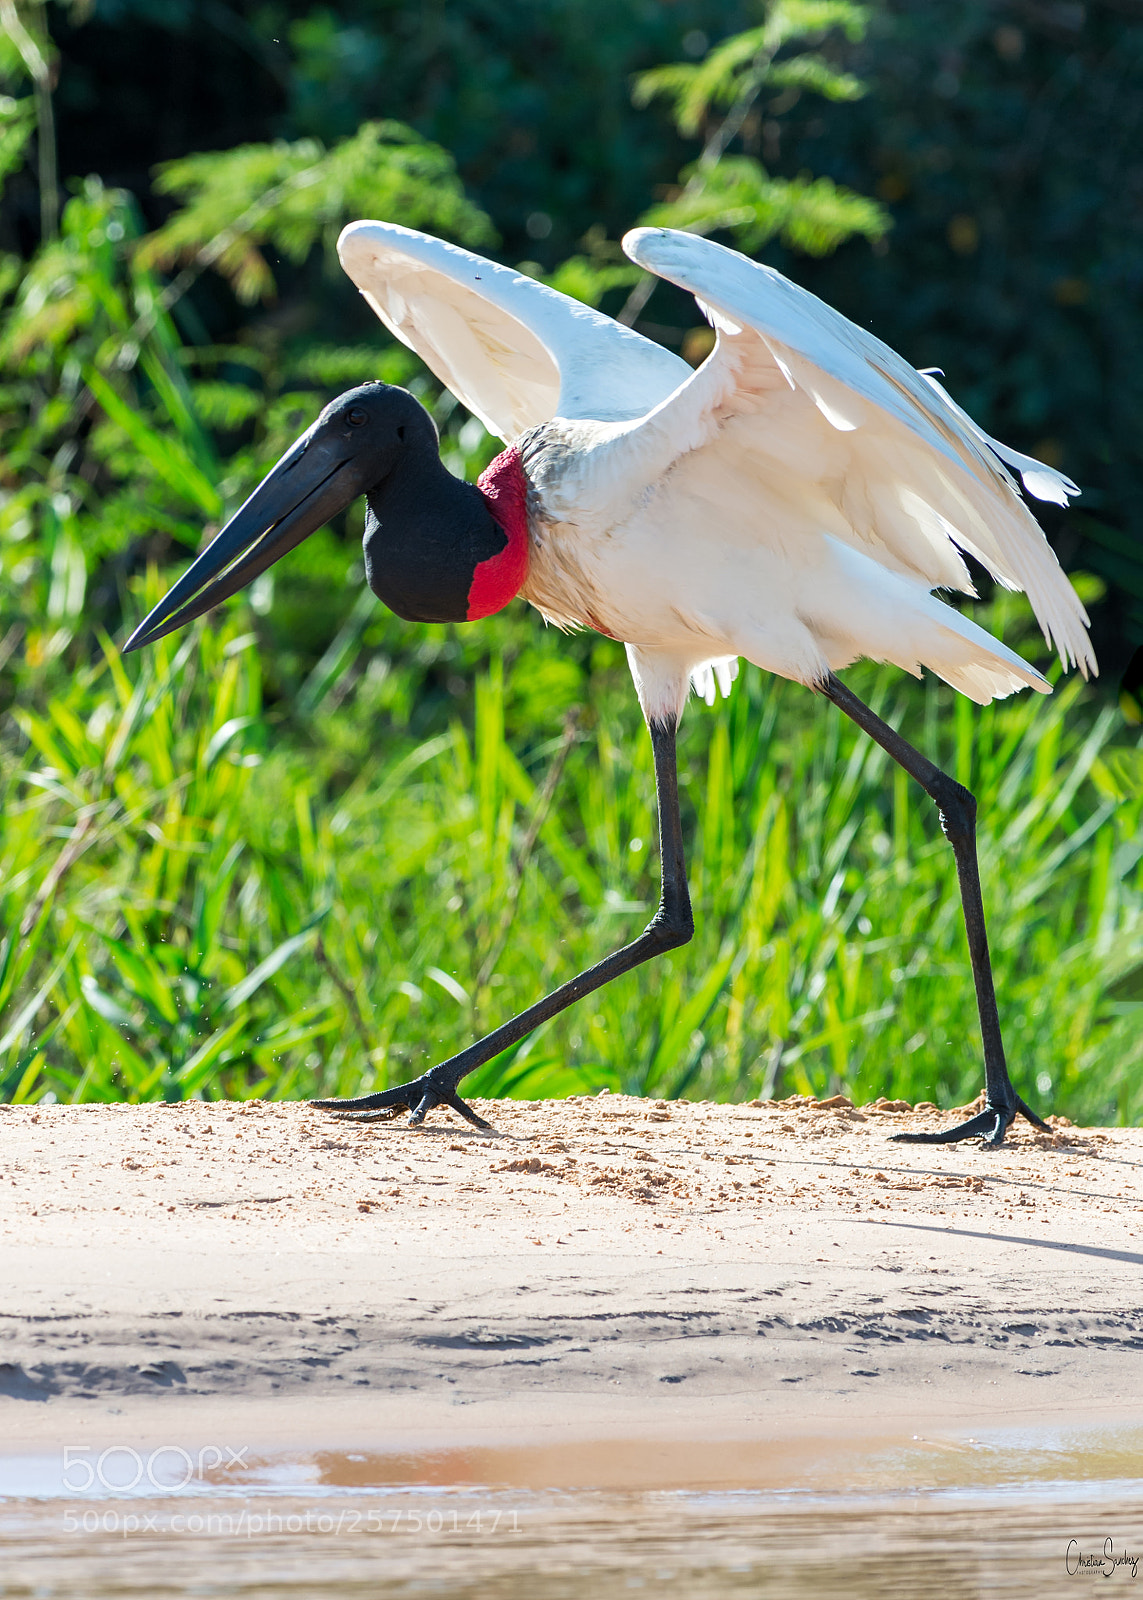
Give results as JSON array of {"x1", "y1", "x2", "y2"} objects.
[
  {"x1": 470, "y1": 446, "x2": 530, "y2": 620},
  {"x1": 363, "y1": 443, "x2": 529, "y2": 625}
]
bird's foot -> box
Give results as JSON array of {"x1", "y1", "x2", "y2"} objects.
[
  {"x1": 891, "y1": 1094, "x2": 1049, "y2": 1148},
  {"x1": 311, "y1": 1067, "x2": 494, "y2": 1132}
]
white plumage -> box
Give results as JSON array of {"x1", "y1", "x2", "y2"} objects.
[{"x1": 338, "y1": 219, "x2": 1094, "y2": 724}]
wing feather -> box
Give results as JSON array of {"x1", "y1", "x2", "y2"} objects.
[
  {"x1": 338, "y1": 220, "x2": 688, "y2": 440},
  {"x1": 623, "y1": 227, "x2": 1095, "y2": 678}
]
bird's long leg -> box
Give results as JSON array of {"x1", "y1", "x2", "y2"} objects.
[
  {"x1": 821, "y1": 673, "x2": 1048, "y2": 1149},
  {"x1": 312, "y1": 714, "x2": 693, "y2": 1130}
]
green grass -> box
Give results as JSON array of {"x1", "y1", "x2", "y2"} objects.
[{"x1": 2, "y1": 579, "x2": 1141, "y2": 1123}]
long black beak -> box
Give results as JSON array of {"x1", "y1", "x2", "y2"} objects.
[{"x1": 123, "y1": 427, "x2": 362, "y2": 652}]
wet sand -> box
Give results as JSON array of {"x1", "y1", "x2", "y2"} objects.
[{"x1": 2, "y1": 1093, "x2": 1141, "y2": 1458}]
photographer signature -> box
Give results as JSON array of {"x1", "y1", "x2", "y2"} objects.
[{"x1": 1067, "y1": 1539, "x2": 1139, "y2": 1578}]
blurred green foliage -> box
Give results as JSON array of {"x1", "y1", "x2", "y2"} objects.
[
  {"x1": 634, "y1": 1, "x2": 887, "y2": 257},
  {"x1": 0, "y1": 0, "x2": 1140, "y2": 1115}
]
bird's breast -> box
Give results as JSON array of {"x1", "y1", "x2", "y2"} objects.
[{"x1": 513, "y1": 424, "x2": 634, "y2": 638}]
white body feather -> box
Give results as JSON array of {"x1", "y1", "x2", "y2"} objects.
[{"x1": 339, "y1": 220, "x2": 1095, "y2": 723}]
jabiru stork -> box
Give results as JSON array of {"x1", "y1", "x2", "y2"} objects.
[{"x1": 124, "y1": 222, "x2": 1096, "y2": 1147}]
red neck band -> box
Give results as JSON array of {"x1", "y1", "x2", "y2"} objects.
[{"x1": 468, "y1": 446, "x2": 530, "y2": 621}]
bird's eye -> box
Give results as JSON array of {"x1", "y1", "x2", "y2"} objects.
[
  {"x1": 396, "y1": 425, "x2": 406, "y2": 441},
  {"x1": 346, "y1": 407, "x2": 368, "y2": 427}
]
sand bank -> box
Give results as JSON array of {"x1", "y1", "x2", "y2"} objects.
[{"x1": 2, "y1": 1094, "x2": 1140, "y2": 1459}]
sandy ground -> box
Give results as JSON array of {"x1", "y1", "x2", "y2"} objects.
[{"x1": 2, "y1": 1091, "x2": 1142, "y2": 1467}]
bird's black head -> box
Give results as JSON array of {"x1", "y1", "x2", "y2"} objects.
[
  {"x1": 318, "y1": 381, "x2": 441, "y2": 491},
  {"x1": 122, "y1": 381, "x2": 512, "y2": 649}
]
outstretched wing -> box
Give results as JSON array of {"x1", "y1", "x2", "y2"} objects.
[
  {"x1": 338, "y1": 220, "x2": 688, "y2": 441},
  {"x1": 622, "y1": 227, "x2": 1094, "y2": 678}
]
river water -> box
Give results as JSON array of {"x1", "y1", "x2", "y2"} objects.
[{"x1": 2, "y1": 1420, "x2": 1141, "y2": 1596}]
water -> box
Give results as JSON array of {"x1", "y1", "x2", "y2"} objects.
[{"x1": 3, "y1": 1423, "x2": 1142, "y2": 1597}]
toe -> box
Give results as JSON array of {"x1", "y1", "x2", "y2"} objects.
[{"x1": 891, "y1": 1107, "x2": 1009, "y2": 1145}]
